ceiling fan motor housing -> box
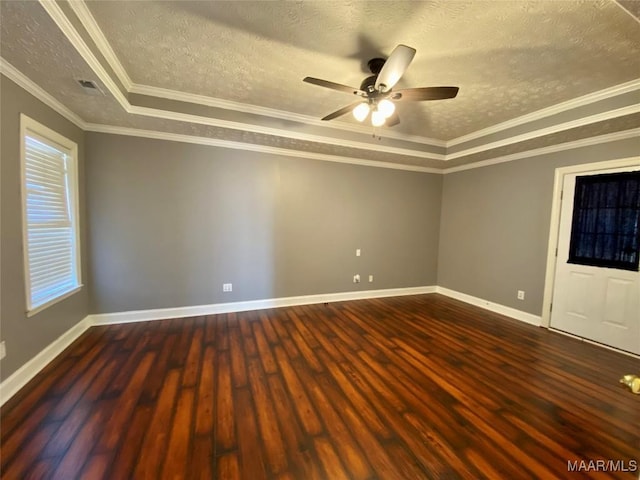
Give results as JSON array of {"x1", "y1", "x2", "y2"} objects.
[
  {"x1": 360, "y1": 75, "x2": 378, "y2": 94},
  {"x1": 367, "y1": 58, "x2": 386, "y2": 74}
]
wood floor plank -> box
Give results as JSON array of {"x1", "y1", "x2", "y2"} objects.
[
  {"x1": 272, "y1": 345, "x2": 323, "y2": 437},
  {"x1": 79, "y1": 453, "x2": 111, "y2": 480},
  {"x1": 247, "y1": 357, "x2": 288, "y2": 476},
  {"x1": 23, "y1": 460, "x2": 55, "y2": 480},
  {"x1": 252, "y1": 322, "x2": 278, "y2": 374},
  {"x1": 315, "y1": 374, "x2": 405, "y2": 479},
  {"x1": 2, "y1": 294, "x2": 638, "y2": 480},
  {"x1": 139, "y1": 332, "x2": 178, "y2": 403},
  {"x1": 216, "y1": 314, "x2": 230, "y2": 351},
  {"x1": 313, "y1": 437, "x2": 350, "y2": 480},
  {"x1": 161, "y1": 388, "x2": 195, "y2": 479},
  {"x1": 266, "y1": 375, "x2": 320, "y2": 480},
  {"x1": 215, "y1": 350, "x2": 237, "y2": 452},
  {"x1": 182, "y1": 326, "x2": 204, "y2": 387},
  {"x1": 41, "y1": 402, "x2": 94, "y2": 459},
  {"x1": 203, "y1": 315, "x2": 217, "y2": 344},
  {"x1": 298, "y1": 369, "x2": 373, "y2": 479},
  {"x1": 216, "y1": 453, "x2": 240, "y2": 480},
  {"x1": 315, "y1": 348, "x2": 392, "y2": 441},
  {"x1": 1, "y1": 399, "x2": 55, "y2": 465},
  {"x1": 194, "y1": 344, "x2": 216, "y2": 435},
  {"x1": 52, "y1": 405, "x2": 107, "y2": 478},
  {"x1": 133, "y1": 369, "x2": 181, "y2": 479},
  {"x1": 96, "y1": 351, "x2": 156, "y2": 451},
  {"x1": 259, "y1": 312, "x2": 280, "y2": 344},
  {"x1": 49, "y1": 340, "x2": 107, "y2": 397},
  {"x1": 48, "y1": 343, "x2": 116, "y2": 421},
  {"x1": 189, "y1": 435, "x2": 214, "y2": 480},
  {"x1": 284, "y1": 320, "x2": 323, "y2": 373},
  {"x1": 0, "y1": 421, "x2": 58, "y2": 479},
  {"x1": 229, "y1": 326, "x2": 248, "y2": 388},
  {"x1": 105, "y1": 403, "x2": 154, "y2": 479},
  {"x1": 235, "y1": 387, "x2": 268, "y2": 479}
]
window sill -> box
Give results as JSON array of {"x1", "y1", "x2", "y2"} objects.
[{"x1": 26, "y1": 285, "x2": 84, "y2": 318}]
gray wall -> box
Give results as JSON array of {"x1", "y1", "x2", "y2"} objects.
[
  {"x1": 86, "y1": 133, "x2": 442, "y2": 313},
  {"x1": 438, "y1": 138, "x2": 640, "y2": 316},
  {"x1": 1, "y1": 76, "x2": 89, "y2": 381}
]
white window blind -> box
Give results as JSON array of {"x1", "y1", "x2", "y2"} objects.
[{"x1": 21, "y1": 116, "x2": 81, "y2": 314}]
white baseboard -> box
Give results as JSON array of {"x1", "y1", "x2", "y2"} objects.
[
  {"x1": 88, "y1": 286, "x2": 438, "y2": 325},
  {"x1": 0, "y1": 316, "x2": 94, "y2": 406},
  {"x1": 436, "y1": 286, "x2": 542, "y2": 327}
]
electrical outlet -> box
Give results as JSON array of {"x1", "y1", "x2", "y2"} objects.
[
  {"x1": 356, "y1": 248, "x2": 361, "y2": 257},
  {"x1": 369, "y1": 275, "x2": 374, "y2": 283},
  {"x1": 353, "y1": 274, "x2": 361, "y2": 283},
  {"x1": 517, "y1": 290, "x2": 525, "y2": 300},
  {"x1": 0, "y1": 341, "x2": 6, "y2": 360},
  {"x1": 223, "y1": 283, "x2": 233, "y2": 292}
]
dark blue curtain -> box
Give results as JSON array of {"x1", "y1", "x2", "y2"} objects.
[{"x1": 568, "y1": 171, "x2": 640, "y2": 271}]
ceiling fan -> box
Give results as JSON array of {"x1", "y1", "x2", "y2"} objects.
[{"x1": 303, "y1": 44, "x2": 459, "y2": 128}]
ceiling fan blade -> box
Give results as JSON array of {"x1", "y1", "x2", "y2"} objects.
[
  {"x1": 386, "y1": 111, "x2": 400, "y2": 127},
  {"x1": 375, "y1": 44, "x2": 416, "y2": 92},
  {"x1": 303, "y1": 77, "x2": 364, "y2": 96},
  {"x1": 392, "y1": 86, "x2": 459, "y2": 101},
  {"x1": 321, "y1": 102, "x2": 363, "y2": 121}
]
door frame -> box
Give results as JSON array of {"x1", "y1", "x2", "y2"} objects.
[{"x1": 541, "y1": 156, "x2": 640, "y2": 329}]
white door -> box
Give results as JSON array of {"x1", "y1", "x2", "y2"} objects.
[{"x1": 550, "y1": 166, "x2": 640, "y2": 355}]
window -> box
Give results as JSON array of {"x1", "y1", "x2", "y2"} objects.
[
  {"x1": 20, "y1": 115, "x2": 81, "y2": 315},
  {"x1": 568, "y1": 170, "x2": 640, "y2": 271}
]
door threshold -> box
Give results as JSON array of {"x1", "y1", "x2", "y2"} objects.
[{"x1": 548, "y1": 327, "x2": 640, "y2": 359}]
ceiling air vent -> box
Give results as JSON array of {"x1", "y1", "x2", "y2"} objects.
[{"x1": 76, "y1": 79, "x2": 104, "y2": 96}]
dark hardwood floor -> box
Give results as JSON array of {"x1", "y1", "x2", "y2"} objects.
[{"x1": 1, "y1": 294, "x2": 639, "y2": 479}]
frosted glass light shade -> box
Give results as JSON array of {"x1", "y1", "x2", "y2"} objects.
[
  {"x1": 352, "y1": 103, "x2": 370, "y2": 122},
  {"x1": 371, "y1": 109, "x2": 386, "y2": 127},
  {"x1": 378, "y1": 99, "x2": 395, "y2": 118}
]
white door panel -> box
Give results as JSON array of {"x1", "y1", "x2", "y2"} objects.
[
  {"x1": 550, "y1": 166, "x2": 640, "y2": 355},
  {"x1": 603, "y1": 277, "x2": 634, "y2": 327},
  {"x1": 565, "y1": 271, "x2": 592, "y2": 318}
]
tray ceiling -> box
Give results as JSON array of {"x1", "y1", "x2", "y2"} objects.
[{"x1": 1, "y1": 0, "x2": 638, "y2": 171}]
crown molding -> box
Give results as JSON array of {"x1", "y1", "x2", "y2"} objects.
[
  {"x1": 0, "y1": 59, "x2": 86, "y2": 129},
  {"x1": 448, "y1": 78, "x2": 640, "y2": 147},
  {"x1": 130, "y1": 83, "x2": 447, "y2": 148},
  {"x1": 446, "y1": 103, "x2": 640, "y2": 161},
  {"x1": 4, "y1": 56, "x2": 637, "y2": 177},
  {"x1": 442, "y1": 128, "x2": 640, "y2": 174},
  {"x1": 38, "y1": 0, "x2": 129, "y2": 112},
  {"x1": 87, "y1": 124, "x2": 640, "y2": 176},
  {"x1": 127, "y1": 104, "x2": 445, "y2": 161},
  {"x1": 613, "y1": 0, "x2": 640, "y2": 24},
  {"x1": 67, "y1": 0, "x2": 133, "y2": 91},
  {"x1": 85, "y1": 124, "x2": 442, "y2": 173}
]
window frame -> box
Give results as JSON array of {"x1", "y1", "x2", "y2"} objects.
[{"x1": 20, "y1": 114, "x2": 82, "y2": 316}]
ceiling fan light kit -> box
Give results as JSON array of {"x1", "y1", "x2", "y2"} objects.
[
  {"x1": 377, "y1": 99, "x2": 396, "y2": 118},
  {"x1": 352, "y1": 102, "x2": 370, "y2": 121},
  {"x1": 304, "y1": 44, "x2": 459, "y2": 129},
  {"x1": 371, "y1": 109, "x2": 386, "y2": 127}
]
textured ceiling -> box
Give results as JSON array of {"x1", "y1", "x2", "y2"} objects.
[
  {"x1": 0, "y1": 0, "x2": 638, "y2": 171},
  {"x1": 85, "y1": 0, "x2": 640, "y2": 139}
]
